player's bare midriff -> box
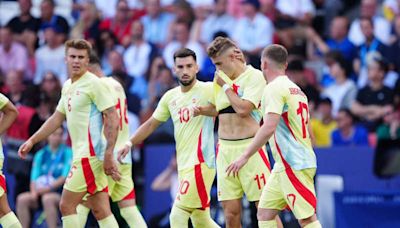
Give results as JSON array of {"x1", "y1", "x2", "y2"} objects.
[{"x1": 218, "y1": 113, "x2": 259, "y2": 140}]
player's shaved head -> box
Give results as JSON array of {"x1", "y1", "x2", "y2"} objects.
[{"x1": 262, "y1": 44, "x2": 288, "y2": 70}]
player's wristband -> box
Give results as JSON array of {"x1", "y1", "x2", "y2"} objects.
[
  {"x1": 125, "y1": 141, "x2": 133, "y2": 148},
  {"x1": 222, "y1": 84, "x2": 230, "y2": 92}
]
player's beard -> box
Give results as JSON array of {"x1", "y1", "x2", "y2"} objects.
[{"x1": 179, "y1": 76, "x2": 194, "y2": 86}]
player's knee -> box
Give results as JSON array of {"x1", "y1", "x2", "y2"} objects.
[
  {"x1": 257, "y1": 208, "x2": 276, "y2": 221},
  {"x1": 59, "y1": 198, "x2": 76, "y2": 215},
  {"x1": 224, "y1": 209, "x2": 240, "y2": 223}
]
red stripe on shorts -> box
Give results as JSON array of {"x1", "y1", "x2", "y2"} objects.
[
  {"x1": 122, "y1": 189, "x2": 136, "y2": 200},
  {"x1": 273, "y1": 135, "x2": 317, "y2": 211},
  {"x1": 0, "y1": 175, "x2": 6, "y2": 193},
  {"x1": 197, "y1": 129, "x2": 205, "y2": 163},
  {"x1": 88, "y1": 128, "x2": 96, "y2": 157},
  {"x1": 195, "y1": 164, "x2": 209, "y2": 209},
  {"x1": 258, "y1": 148, "x2": 271, "y2": 171},
  {"x1": 216, "y1": 143, "x2": 220, "y2": 158},
  {"x1": 82, "y1": 158, "x2": 97, "y2": 195}
]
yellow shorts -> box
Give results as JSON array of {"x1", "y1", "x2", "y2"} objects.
[
  {"x1": 0, "y1": 159, "x2": 6, "y2": 197},
  {"x1": 258, "y1": 168, "x2": 317, "y2": 219},
  {"x1": 64, "y1": 156, "x2": 108, "y2": 195},
  {"x1": 217, "y1": 138, "x2": 271, "y2": 202},
  {"x1": 108, "y1": 164, "x2": 135, "y2": 202},
  {"x1": 174, "y1": 163, "x2": 216, "y2": 209}
]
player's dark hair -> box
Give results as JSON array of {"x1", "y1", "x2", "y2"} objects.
[{"x1": 173, "y1": 48, "x2": 197, "y2": 62}]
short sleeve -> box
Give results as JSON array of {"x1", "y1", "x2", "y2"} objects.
[
  {"x1": 241, "y1": 71, "x2": 266, "y2": 107},
  {"x1": 56, "y1": 94, "x2": 66, "y2": 114},
  {"x1": 90, "y1": 78, "x2": 116, "y2": 112},
  {"x1": 152, "y1": 93, "x2": 171, "y2": 122},
  {"x1": 0, "y1": 93, "x2": 9, "y2": 109},
  {"x1": 264, "y1": 83, "x2": 285, "y2": 115}
]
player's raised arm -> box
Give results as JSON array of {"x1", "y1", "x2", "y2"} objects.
[{"x1": 18, "y1": 111, "x2": 65, "y2": 159}]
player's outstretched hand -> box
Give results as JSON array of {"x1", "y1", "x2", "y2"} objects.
[
  {"x1": 104, "y1": 157, "x2": 121, "y2": 181},
  {"x1": 18, "y1": 140, "x2": 34, "y2": 159},
  {"x1": 226, "y1": 155, "x2": 249, "y2": 177},
  {"x1": 117, "y1": 145, "x2": 130, "y2": 164}
]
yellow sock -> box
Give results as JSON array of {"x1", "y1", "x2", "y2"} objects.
[
  {"x1": 76, "y1": 204, "x2": 90, "y2": 228},
  {"x1": 98, "y1": 214, "x2": 119, "y2": 228},
  {"x1": 190, "y1": 208, "x2": 220, "y2": 228},
  {"x1": 258, "y1": 220, "x2": 277, "y2": 228},
  {"x1": 62, "y1": 214, "x2": 80, "y2": 228},
  {"x1": 169, "y1": 205, "x2": 191, "y2": 228},
  {"x1": 120, "y1": 206, "x2": 147, "y2": 228},
  {"x1": 304, "y1": 220, "x2": 322, "y2": 228},
  {"x1": 0, "y1": 212, "x2": 22, "y2": 228}
]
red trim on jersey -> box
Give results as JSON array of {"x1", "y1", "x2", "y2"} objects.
[
  {"x1": 258, "y1": 148, "x2": 271, "y2": 171},
  {"x1": 0, "y1": 175, "x2": 6, "y2": 193},
  {"x1": 122, "y1": 189, "x2": 136, "y2": 200},
  {"x1": 82, "y1": 158, "x2": 97, "y2": 195},
  {"x1": 101, "y1": 186, "x2": 108, "y2": 193},
  {"x1": 282, "y1": 112, "x2": 297, "y2": 141},
  {"x1": 273, "y1": 135, "x2": 317, "y2": 211},
  {"x1": 232, "y1": 83, "x2": 240, "y2": 95},
  {"x1": 197, "y1": 129, "x2": 205, "y2": 163},
  {"x1": 88, "y1": 128, "x2": 96, "y2": 157},
  {"x1": 195, "y1": 164, "x2": 209, "y2": 209}
]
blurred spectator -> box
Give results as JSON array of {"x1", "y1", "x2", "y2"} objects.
[
  {"x1": 275, "y1": 0, "x2": 315, "y2": 26},
  {"x1": 388, "y1": 16, "x2": 400, "y2": 72},
  {"x1": 109, "y1": 50, "x2": 148, "y2": 101},
  {"x1": 189, "y1": 3, "x2": 212, "y2": 46},
  {"x1": 233, "y1": 0, "x2": 273, "y2": 68},
  {"x1": 200, "y1": 0, "x2": 236, "y2": 44},
  {"x1": 16, "y1": 127, "x2": 72, "y2": 228},
  {"x1": 322, "y1": 53, "x2": 357, "y2": 116},
  {"x1": 171, "y1": 0, "x2": 195, "y2": 27},
  {"x1": 123, "y1": 20, "x2": 154, "y2": 79},
  {"x1": 34, "y1": 26, "x2": 67, "y2": 84},
  {"x1": 354, "y1": 17, "x2": 388, "y2": 88},
  {"x1": 141, "y1": 65, "x2": 176, "y2": 122},
  {"x1": 163, "y1": 20, "x2": 205, "y2": 69},
  {"x1": 95, "y1": 30, "x2": 124, "y2": 75},
  {"x1": 99, "y1": 0, "x2": 135, "y2": 47},
  {"x1": 351, "y1": 57, "x2": 395, "y2": 132},
  {"x1": 0, "y1": 26, "x2": 29, "y2": 79},
  {"x1": 331, "y1": 108, "x2": 369, "y2": 146},
  {"x1": 38, "y1": 0, "x2": 70, "y2": 44},
  {"x1": 149, "y1": 154, "x2": 178, "y2": 228},
  {"x1": 39, "y1": 72, "x2": 61, "y2": 112},
  {"x1": 6, "y1": 0, "x2": 40, "y2": 57},
  {"x1": 286, "y1": 59, "x2": 319, "y2": 110},
  {"x1": 348, "y1": 0, "x2": 391, "y2": 46},
  {"x1": 4, "y1": 71, "x2": 27, "y2": 105},
  {"x1": 260, "y1": 0, "x2": 278, "y2": 22},
  {"x1": 383, "y1": 0, "x2": 400, "y2": 22},
  {"x1": 377, "y1": 109, "x2": 400, "y2": 140},
  {"x1": 306, "y1": 16, "x2": 357, "y2": 62},
  {"x1": 70, "y1": 1, "x2": 101, "y2": 44},
  {"x1": 311, "y1": 98, "x2": 337, "y2": 147},
  {"x1": 141, "y1": 0, "x2": 175, "y2": 48},
  {"x1": 395, "y1": 77, "x2": 400, "y2": 107}
]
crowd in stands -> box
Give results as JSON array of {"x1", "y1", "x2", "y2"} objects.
[{"x1": 1, "y1": 0, "x2": 400, "y2": 226}]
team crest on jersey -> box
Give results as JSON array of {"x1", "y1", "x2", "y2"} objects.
[
  {"x1": 171, "y1": 100, "x2": 177, "y2": 107},
  {"x1": 76, "y1": 90, "x2": 80, "y2": 95},
  {"x1": 192, "y1": 97, "x2": 198, "y2": 104}
]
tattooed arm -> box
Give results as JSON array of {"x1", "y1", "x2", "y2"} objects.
[{"x1": 102, "y1": 106, "x2": 120, "y2": 180}]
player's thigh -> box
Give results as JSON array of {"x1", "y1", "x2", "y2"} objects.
[
  {"x1": 109, "y1": 164, "x2": 135, "y2": 203},
  {"x1": 280, "y1": 168, "x2": 317, "y2": 220},
  {"x1": 175, "y1": 163, "x2": 215, "y2": 209},
  {"x1": 258, "y1": 171, "x2": 287, "y2": 212},
  {"x1": 239, "y1": 146, "x2": 271, "y2": 202}
]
